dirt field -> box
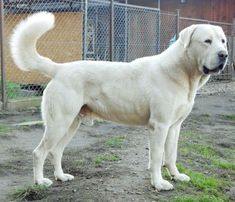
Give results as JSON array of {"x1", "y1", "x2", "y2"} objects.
[{"x1": 0, "y1": 82, "x2": 234, "y2": 202}]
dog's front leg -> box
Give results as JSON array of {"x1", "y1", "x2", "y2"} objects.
[
  {"x1": 164, "y1": 123, "x2": 190, "y2": 182},
  {"x1": 149, "y1": 122, "x2": 174, "y2": 191}
]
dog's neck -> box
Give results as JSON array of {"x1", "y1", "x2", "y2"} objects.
[{"x1": 162, "y1": 40, "x2": 210, "y2": 101}]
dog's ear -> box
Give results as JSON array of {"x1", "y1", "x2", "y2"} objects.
[{"x1": 179, "y1": 25, "x2": 197, "y2": 49}]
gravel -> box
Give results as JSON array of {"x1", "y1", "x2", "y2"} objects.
[{"x1": 198, "y1": 80, "x2": 235, "y2": 96}]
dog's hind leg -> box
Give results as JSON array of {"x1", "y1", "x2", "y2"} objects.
[
  {"x1": 33, "y1": 114, "x2": 76, "y2": 186},
  {"x1": 49, "y1": 116, "x2": 81, "y2": 182}
]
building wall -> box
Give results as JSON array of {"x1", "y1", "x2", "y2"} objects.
[
  {"x1": 129, "y1": 0, "x2": 235, "y2": 23},
  {"x1": 5, "y1": 12, "x2": 83, "y2": 84},
  {"x1": 160, "y1": 0, "x2": 235, "y2": 23}
]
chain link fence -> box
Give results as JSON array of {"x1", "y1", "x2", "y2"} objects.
[
  {"x1": 159, "y1": 11, "x2": 177, "y2": 52},
  {"x1": 85, "y1": 0, "x2": 160, "y2": 62},
  {"x1": 2, "y1": 0, "x2": 84, "y2": 104},
  {"x1": 0, "y1": 0, "x2": 234, "y2": 109}
]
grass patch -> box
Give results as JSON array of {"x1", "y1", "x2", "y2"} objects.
[
  {"x1": 74, "y1": 159, "x2": 86, "y2": 167},
  {"x1": 5, "y1": 81, "x2": 21, "y2": 99},
  {"x1": 221, "y1": 114, "x2": 235, "y2": 121},
  {"x1": 189, "y1": 170, "x2": 220, "y2": 191},
  {"x1": 181, "y1": 130, "x2": 200, "y2": 137},
  {"x1": 105, "y1": 136, "x2": 125, "y2": 148},
  {"x1": 180, "y1": 142, "x2": 218, "y2": 159},
  {"x1": 10, "y1": 184, "x2": 48, "y2": 201},
  {"x1": 199, "y1": 113, "x2": 210, "y2": 118},
  {"x1": 94, "y1": 154, "x2": 121, "y2": 166},
  {"x1": 212, "y1": 159, "x2": 235, "y2": 171},
  {"x1": 171, "y1": 194, "x2": 225, "y2": 202},
  {"x1": 184, "y1": 143, "x2": 234, "y2": 172},
  {"x1": 0, "y1": 123, "x2": 11, "y2": 137},
  {"x1": 191, "y1": 144, "x2": 218, "y2": 159},
  {"x1": 177, "y1": 164, "x2": 229, "y2": 200}
]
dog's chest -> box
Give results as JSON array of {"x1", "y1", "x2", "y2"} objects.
[{"x1": 174, "y1": 101, "x2": 194, "y2": 122}]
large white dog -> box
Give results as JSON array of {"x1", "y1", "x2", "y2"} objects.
[{"x1": 10, "y1": 12, "x2": 228, "y2": 191}]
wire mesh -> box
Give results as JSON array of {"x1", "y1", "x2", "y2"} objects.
[
  {"x1": 85, "y1": 1, "x2": 160, "y2": 62},
  {"x1": 159, "y1": 11, "x2": 177, "y2": 52},
  {"x1": 85, "y1": 0, "x2": 110, "y2": 61},
  {"x1": 3, "y1": 0, "x2": 84, "y2": 100},
  {"x1": 123, "y1": 4, "x2": 160, "y2": 62}
]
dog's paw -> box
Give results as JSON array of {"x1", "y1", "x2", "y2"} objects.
[
  {"x1": 173, "y1": 173, "x2": 190, "y2": 182},
  {"x1": 55, "y1": 173, "x2": 74, "y2": 182},
  {"x1": 152, "y1": 179, "x2": 174, "y2": 191},
  {"x1": 35, "y1": 178, "x2": 53, "y2": 186}
]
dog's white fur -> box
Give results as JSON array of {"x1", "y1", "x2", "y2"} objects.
[{"x1": 10, "y1": 12, "x2": 228, "y2": 191}]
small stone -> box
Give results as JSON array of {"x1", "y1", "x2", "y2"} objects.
[
  {"x1": 227, "y1": 187, "x2": 235, "y2": 200},
  {"x1": 104, "y1": 188, "x2": 112, "y2": 191}
]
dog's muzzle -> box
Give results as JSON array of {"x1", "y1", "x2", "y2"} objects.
[
  {"x1": 203, "y1": 50, "x2": 228, "y2": 75},
  {"x1": 203, "y1": 63, "x2": 225, "y2": 75}
]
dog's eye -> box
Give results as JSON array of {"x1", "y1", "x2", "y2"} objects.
[
  {"x1": 204, "y1": 39, "x2": 212, "y2": 44},
  {"x1": 222, "y1": 39, "x2": 225, "y2": 43}
]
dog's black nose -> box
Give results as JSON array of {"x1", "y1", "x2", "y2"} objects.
[{"x1": 218, "y1": 51, "x2": 228, "y2": 61}]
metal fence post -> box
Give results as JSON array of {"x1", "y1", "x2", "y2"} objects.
[
  {"x1": 231, "y1": 18, "x2": 235, "y2": 78},
  {"x1": 156, "y1": 8, "x2": 161, "y2": 54},
  {"x1": 124, "y1": 0, "x2": 128, "y2": 62},
  {"x1": 110, "y1": 0, "x2": 114, "y2": 61},
  {"x1": 83, "y1": 0, "x2": 88, "y2": 60},
  {"x1": 0, "y1": 0, "x2": 7, "y2": 109},
  {"x1": 176, "y1": 9, "x2": 180, "y2": 39}
]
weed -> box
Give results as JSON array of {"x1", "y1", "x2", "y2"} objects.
[
  {"x1": 75, "y1": 159, "x2": 86, "y2": 166},
  {"x1": 0, "y1": 123, "x2": 11, "y2": 137},
  {"x1": 94, "y1": 154, "x2": 120, "y2": 166},
  {"x1": 70, "y1": 159, "x2": 87, "y2": 169},
  {"x1": 162, "y1": 166, "x2": 173, "y2": 181},
  {"x1": 10, "y1": 184, "x2": 48, "y2": 201},
  {"x1": 105, "y1": 136, "x2": 125, "y2": 148},
  {"x1": 5, "y1": 81, "x2": 21, "y2": 99},
  {"x1": 181, "y1": 130, "x2": 200, "y2": 137},
  {"x1": 221, "y1": 114, "x2": 235, "y2": 121},
  {"x1": 200, "y1": 113, "x2": 210, "y2": 118}
]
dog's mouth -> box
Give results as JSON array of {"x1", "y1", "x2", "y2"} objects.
[{"x1": 203, "y1": 63, "x2": 225, "y2": 75}]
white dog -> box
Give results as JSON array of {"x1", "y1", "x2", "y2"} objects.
[{"x1": 10, "y1": 12, "x2": 228, "y2": 191}]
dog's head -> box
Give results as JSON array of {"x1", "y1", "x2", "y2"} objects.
[{"x1": 179, "y1": 24, "x2": 228, "y2": 75}]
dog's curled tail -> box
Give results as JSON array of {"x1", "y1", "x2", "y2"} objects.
[{"x1": 10, "y1": 12, "x2": 58, "y2": 78}]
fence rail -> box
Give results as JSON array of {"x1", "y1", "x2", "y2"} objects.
[{"x1": 0, "y1": 0, "x2": 234, "y2": 109}]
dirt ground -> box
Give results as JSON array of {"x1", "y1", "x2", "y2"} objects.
[{"x1": 0, "y1": 82, "x2": 234, "y2": 202}]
